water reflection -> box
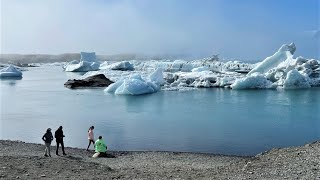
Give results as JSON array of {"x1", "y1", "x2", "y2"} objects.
[{"x1": 0, "y1": 77, "x2": 23, "y2": 86}]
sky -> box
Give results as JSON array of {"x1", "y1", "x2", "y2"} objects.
[{"x1": 1, "y1": 0, "x2": 319, "y2": 60}]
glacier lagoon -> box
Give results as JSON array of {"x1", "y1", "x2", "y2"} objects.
[{"x1": 1, "y1": 65, "x2": 320, "y2": 156}]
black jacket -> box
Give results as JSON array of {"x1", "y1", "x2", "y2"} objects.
[
  {"x1": 55, "y1": 129, "x2": 64, "y2": 142},
  {"x1": 42, "y1": 132, "x2": 53, "y2": 143}
]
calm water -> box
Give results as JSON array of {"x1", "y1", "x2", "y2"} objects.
[{"x1": 1, "y1": 66, "x2": 320, "y2": 156}]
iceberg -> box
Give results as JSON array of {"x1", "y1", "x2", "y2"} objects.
[
  {"x1": 231, "y1": 73, "x2": 272, "y2": 89},
  {"x1": 64, "y1": 52, "x2": 100, "y2": 72},
  {"x1": 247, "y1": 43, "x2": 296, "y2": 76},
  {"x1": 82, "y1": 43, "x2": 319, "y2": 91},
  {"x1": 80, "y1": 52, "x2": 96, "y2": 62},
  {"x1": 283, "y1": 69, "x2": 310, "y2": 89},
  {"x1": 230, "y1": 43, "x2": 320, "y2": 89},
  {"x1": 105, "y1": 69, "x2": 163, "y2": 95},
  {"x1": 102, "y1": 61, "x2": 134, "y2": 71},
  {"x1": 149, "y1": 68, "x2": 165, "y2": 85},
  {"x1": 0, "y1": 65, "x2": 23, "y2": 78},
  {"x1": 64, "y1": 61, "x2": 100, "y2": 72},
  {"x1": 191, "y1": 66, "x2": 209, "y2": 72}
]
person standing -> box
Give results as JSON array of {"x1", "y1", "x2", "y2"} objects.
[
  {"x1": 42, "y1": 128, "x2": 53, "y2": 157},
  {"x1": 86, "y1": 126, "x2": 95, "y2": 151},
  {"x1": 55, "y1": 126, "x2": 66, "y2": 155}
]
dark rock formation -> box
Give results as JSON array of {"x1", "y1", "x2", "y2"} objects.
[{"x1": 64, "y1": 74, "x2": 114, "y2": 89}]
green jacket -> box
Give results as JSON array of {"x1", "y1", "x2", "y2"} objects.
[{"x1": 95, "y1": 139, "x2": 107, "y2": 153}]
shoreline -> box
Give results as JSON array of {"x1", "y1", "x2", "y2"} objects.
[{"x1": 1, "y1": 140, "x2": 320, "y2": 179}]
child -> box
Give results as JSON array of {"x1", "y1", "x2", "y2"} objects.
[{"x1": 87, "y1": 126, "x2": 95, "y2": 151}]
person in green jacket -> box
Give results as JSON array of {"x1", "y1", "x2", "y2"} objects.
[{"x1": 93, "y1": 136, "x2": 107, "y2": 157}]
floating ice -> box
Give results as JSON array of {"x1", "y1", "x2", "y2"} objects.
[
  {"x1": 64, "y1": 52, "x2": 100, "y2": 72},
  {"x1": 230, "y1": 43, "x2": 320, "y2": 89},
  {"x1": 82, "y1": 43, "x2": 319, "y2": 91},
  {"x1": 149, "y1": 68, "x2": 165, "y2": 85},
  {"x1": 191, "y1": 66, "x2": 209, "y2": 72},
  {"x1": 283, "y1": 69, "x2": 310, "y2": 89},
  {"x1": 0, "y1": 65, "x2": 23, "y2": 78},
  {"x1": 247, "y1": 43, "x2": 296, "y2": 76},
  {"x1": 105, "y1": 69, "x2": 163, "y2": 95},
  {"x1": 64, "y1": 61, "x2": 100, "y2": 72},
  {"x1": 231, "y1": 73, "x2": 272, "y2": 89},
  {"x1": 101, "y1": 61, "x2": 134, "y2": 71},
  {"x1": 80, "y1": 52, "x2": 97, "y2": 62}
]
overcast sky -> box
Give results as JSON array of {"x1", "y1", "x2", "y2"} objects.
[{"x1": 1, "y1": 0, "x2": 319, "y2": 60}]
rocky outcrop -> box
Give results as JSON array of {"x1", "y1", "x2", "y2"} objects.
[{"x1": 64, "y1": 74, "x2": 113, "y2": 89}]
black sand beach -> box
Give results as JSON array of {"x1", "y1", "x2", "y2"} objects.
[{"x1": 0, "y1": 140, "x2": 319, "y2": 179}]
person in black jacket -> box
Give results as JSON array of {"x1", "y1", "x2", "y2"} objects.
[
  {"x1": 42, "y1": 128, "x2": 53, "y2": 157},
  {"x1": 55, "y1": 126, "x2": 66, "y2": 155}
]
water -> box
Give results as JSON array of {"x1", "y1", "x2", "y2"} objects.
[{"x1": 1, "y1": 66, "x2": 320, "y2": 156}]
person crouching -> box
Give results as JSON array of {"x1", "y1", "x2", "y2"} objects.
[{"x1": 93, "y1": 136, "x2": 107, "y2": 158}]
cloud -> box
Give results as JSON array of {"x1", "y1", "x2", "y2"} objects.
[{"x1": 1, "y1": 0, "x2": 319, "y2": 60}]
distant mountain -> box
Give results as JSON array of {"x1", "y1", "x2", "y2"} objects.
[
  {"x1": 0, "y1": 53, "x2": 195, "y2": 64},
  {"x1": 0, "y1": 53, "x2": 80, "y2": 64}
]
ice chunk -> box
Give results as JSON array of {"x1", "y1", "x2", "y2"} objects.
[
  {"x1": 99, "y1": 61, "x2": 110, "y2": 69},
  {"x1": 105, "y1": 79, "x2": 124, "y2": 93},
  {"x1": 116, "y1": 77, "x2": 155, "y2": 95},
  {"x1": 149, "y1": 68, "x2": 165, "y2": 85},
  {"x1": 278, "y1": 42, "x2": 296, "y2": 55},
  {"x1": 64, "y1": 61, "x2": 100, "y2": 72},
  {"x1": 64, "y1": 52, "x2": 100, "y2": 72},
  {"x1": 0, "y1": 65, "x2": 23, "y2": 78},
  {"x1": 105, "y1": 72, "x2": 161, "y2": 95},
  {"x1": 80, "y1": 52, "x2": 97, "y2": 62},
  {"x1": 231, "y1": 74, "x2": 272, "y2": 89},
  {"x1": 283, "y1": 69, "x2": 310, "y2": 89},
  {"x1": 248, "y1": 43, "x2": 295, "y2": 76},
  {"x1": 108, "y1": 61, "x2": 134, "y2": 71},
  {"x1": 191, "y1": 66, "x2": 209, "y2": 72}
]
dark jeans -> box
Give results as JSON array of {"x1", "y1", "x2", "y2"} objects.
[{"x1": 56, "y1": 141, "x2": 66, "y2": 155}]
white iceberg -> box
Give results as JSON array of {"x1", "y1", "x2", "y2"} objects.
[
  {"x1": 0, "y1": 65, "x2": 23, "y2": 78},
  {"x1": 231, "y1": 73, "x2": 272, "y2": 89},
  {"x1": 247, "y1": 43, "x2": 296, "y2": 76},
  {"x1": 149, "y1": 68, "x2": 165, "y2": 85},
  {"x1": 230, "y1": 43, "x2": 320, "y2": 89},
  {"x1": 64, "y1": 61, "x2": 100, "y2": 72},
  {"x1": 105, "y1": 69, "x2": 163, "y2": 95},
  {"x1": 82, "y1": 43, "x2": 319, "y2": 91},
  {"x1": 102, "y1": 61, "x2": 134, "y2": 71},
  {"x1": 191, "y1": 66, "x2": 209, "y2": 72},
  {"x1": 283, "y1": 69, "x2": 310, "y2": 89},
  {"x1": 80, "y1": 52, "x2": 96, "y2": 62},
  {"x1": 64, "y1": 52, "x2": 100, "y2": 72}
]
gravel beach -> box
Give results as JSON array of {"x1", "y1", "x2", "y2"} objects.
[{"x1": 0, "y1": 140, "x2": 319, "y2": 179}]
